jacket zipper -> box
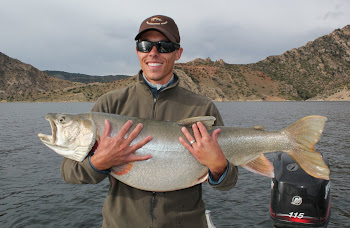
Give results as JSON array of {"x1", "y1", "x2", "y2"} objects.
[
  {"x1": 151, "y1": 92, "x2": 157, "y2": 227},
  {"x1": 152, "y1": 97, "x2": 157, "y2": 119},
  {"x1": 148, "y1": 84, "x2": 173, "y2": 226},
  {"x1": 150, "y1": 191, "x2": 156, "y2": 227}
]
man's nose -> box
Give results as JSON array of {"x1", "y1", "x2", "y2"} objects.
[{"x1": 149, "y1": 46, "x2": 159, "y2": 55}]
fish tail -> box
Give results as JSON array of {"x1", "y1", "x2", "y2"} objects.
[{"x1": 282, "y1": 115, "x2": 330, "y2": 180}]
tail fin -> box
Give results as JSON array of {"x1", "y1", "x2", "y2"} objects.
[{"x1": 282, "y1": 115, "x2": 330, "y2": 180}]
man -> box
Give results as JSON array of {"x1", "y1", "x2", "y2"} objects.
[{"x1": 61, "y1": 15, "x2": 238, "y2": 228}]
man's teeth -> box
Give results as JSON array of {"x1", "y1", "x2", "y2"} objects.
[{"x1": 148, "y1": 63, "x2": 162, "y2": 66}]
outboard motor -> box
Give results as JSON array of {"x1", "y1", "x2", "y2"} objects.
[{"x1": 270, "y1": 152, "x2": 331, "y2": 227}]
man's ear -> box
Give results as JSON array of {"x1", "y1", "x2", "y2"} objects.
[{"x1": 175, "y1": 47, "x2": 183, "y2": 61}]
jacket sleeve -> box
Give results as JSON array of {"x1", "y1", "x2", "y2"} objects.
[
  {"x1": 208, "y1": 161, "x2": 238, "y2": 191},
  {"x1": 61, "y1": 156, "x2": 108, "y2": 184}
]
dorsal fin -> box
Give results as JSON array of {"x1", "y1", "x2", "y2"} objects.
[
  {"x1": 176, "y1": 116, "x2": 216, "y2": 129},
  {"x1": 253, "y1": 125, "x2": 265, "y2": 130}
]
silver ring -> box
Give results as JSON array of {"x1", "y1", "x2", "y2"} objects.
[{"x1": 190, "y1": 139, "x2": 196, "y2": 145}]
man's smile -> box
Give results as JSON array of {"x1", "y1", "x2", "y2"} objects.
[{"x1": 147, "y1": 62, "x2": 163, "y2": 67}]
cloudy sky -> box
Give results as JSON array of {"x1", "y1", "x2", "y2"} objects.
[{"x1": 0, "y1": 0, "x2": 349, "y2": 76}]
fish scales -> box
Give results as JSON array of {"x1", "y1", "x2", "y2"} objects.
[
  {"x1": 217, "y1": 128, "x2": 291, "y2": 165},
  {"x1": 91, "y1": 113, "x2": 208, "y2": 191},
  {"x1": 38, "y1": 112, "x2": 330, "y2": 192}
]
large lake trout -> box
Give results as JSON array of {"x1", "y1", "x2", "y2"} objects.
[{"x1": 38, "y1": 112, "x2": 329, "y2": 191}]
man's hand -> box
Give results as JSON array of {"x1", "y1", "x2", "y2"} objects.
[
  {"x1": 179, "y1": 122, "x2": 227, "y2": 181},
  {"x1": 90, "y1": 119, "x2": 152, "y2": 171}
]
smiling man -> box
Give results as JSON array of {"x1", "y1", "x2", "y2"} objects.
[{"x1": 61, "y1": 15, "x2": 238, "y2": 228}]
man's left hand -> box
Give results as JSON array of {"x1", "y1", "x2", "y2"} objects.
[{"x1": 179, "y1": 122, "x2": 227, "y2": 181}]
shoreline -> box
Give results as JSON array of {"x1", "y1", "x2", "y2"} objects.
[{"x1": 1, "y1": 99, "x2": 350, "y2": 103}]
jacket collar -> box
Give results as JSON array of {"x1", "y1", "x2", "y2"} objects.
[
  {"x1": 142, "y1": 73, "x2": 174, "y2": 92},
  {"x1": 137, "y1": 70, "x2": 180, "y2": 95}
]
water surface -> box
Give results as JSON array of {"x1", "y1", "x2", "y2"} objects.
[{"x1": 0, "y1": 102, "x2": 349, "y2": 227}]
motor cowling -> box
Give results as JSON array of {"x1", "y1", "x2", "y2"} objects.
[{"x1": 270, "y1": 152, "x2": 331, "y2": 227}]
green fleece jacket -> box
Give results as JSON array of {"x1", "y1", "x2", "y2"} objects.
[{"x1": 61, "y1": 71, "x2": 238, "y2": 228}]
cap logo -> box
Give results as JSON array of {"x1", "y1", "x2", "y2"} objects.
[{"x1": 147, "y1": 16, "x2": 168, "y2": 26}]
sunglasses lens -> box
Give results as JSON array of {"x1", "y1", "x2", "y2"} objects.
[
  {"x1": 158, "y1": 42, "x2": 176, "y2": 53},
  {"x1": 136, "y1": 41, "x2": 179, "y2": 53},
  {"x1": 136, "y1": 41, "x2": 152, "y2": 52}
]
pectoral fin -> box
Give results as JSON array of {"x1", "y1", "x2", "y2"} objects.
[
  {"x1": 111, "y1": 162, "x2": 134, "y2": 176},
  {"x1": 241, "y1": 154, "x2": 274, "y2": 178}
]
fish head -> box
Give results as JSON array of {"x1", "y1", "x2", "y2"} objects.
[{"x1": 38, "y1": 113, "x2": 96, "y2": 162}]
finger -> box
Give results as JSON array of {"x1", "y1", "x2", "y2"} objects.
[
  {"x1": 179, "y1": 137, "x2": 194, "y2": 153},
  {"x1": 101, "y1": 119, "x2": 111, "y2": 139},
  {"x1": 124, "y1": 123, "x2": 144, "y2": 145},
  {"x1": 127, "y1": 154, "x2": 152, "y2": 162},
  {"x1": 196, "y1": 122, "x2": 210, "y2": 138},
  {"x1": 116, "y1": 120, "x2": 133, "y2": 138},
  {"x1": 128, "y1": 135, "x2": 152, "y2": 151},
  {"x1": 211, "y1": 129, "x2": 221, "y2": 142},
  {"x1": 192, "y1": 124, "x2": 202, "y2": 141},
  {"x1": 126, "y1": 136, "x2": 153, "y2": 162},
  {"x1": 181, "y1": 127, "x2": 195, "y2": 142}
]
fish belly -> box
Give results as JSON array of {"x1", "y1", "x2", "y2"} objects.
[{"x1": 92, "y1": 113, "x2": 208, "y2": 191}]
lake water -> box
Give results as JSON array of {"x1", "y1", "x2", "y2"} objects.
[{"x1": 0, "y1": 101, "x2": 349, "y2": 227}]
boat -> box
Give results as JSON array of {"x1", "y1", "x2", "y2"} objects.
[{"x1": 270, "y1": 152, "x2": 331, "y2": 227}]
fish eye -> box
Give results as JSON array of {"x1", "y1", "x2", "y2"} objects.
[{"x1": 58, "y1": 116, "x2": 66, "y2": 124}]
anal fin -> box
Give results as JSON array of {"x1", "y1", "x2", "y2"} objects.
[
  {"x1": 241, "y1": 154, "x2": 274, "y2": 178},
  {"x1": 193, "y1": 173, "x2": 209, "y2": 185}
]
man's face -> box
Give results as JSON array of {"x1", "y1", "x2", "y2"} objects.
[{"x1": 137, "y1": 30, "x2": 183, "y2": 85}]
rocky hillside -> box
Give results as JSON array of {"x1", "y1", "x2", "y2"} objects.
[
  {"x1": 251, "y1": 25, "x2": 350, "y2": 100},
  {"x1": 174, "y1": 59, "x2": 288, "y2": 101},
  {"x1": 0, "y1": 25, "x2": 349, "y2": 102},
  {"x1": 44, "y1": 70, "x2": 129, "y2": 83},
  {"x1": 0, "y1": 52, "x2": 82, "y2": 101}
]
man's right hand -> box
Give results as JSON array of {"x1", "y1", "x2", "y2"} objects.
[{"x1": 90, "y1": 119, "x2": 152, "y2": 171}]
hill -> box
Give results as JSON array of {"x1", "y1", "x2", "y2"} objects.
[
  {"x1": 0, "y1": 52, "x2": 83, "y2": 102},
  {"x1": 0, "y1": 25, "x2": 349, "y2": 102},
  {"x1": 251, "y1": 25, "x2": 350, "y2": 100},
  {"x1": 174, "y1": 58, "x2": 290, "y2": 101},
  {"x1": 44, "y1": 71, "x2": 130, "y2": 83}
]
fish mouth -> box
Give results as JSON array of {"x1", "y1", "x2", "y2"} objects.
[{"x1": 38, "y1": 114, "x2": 57, "y2": 145}]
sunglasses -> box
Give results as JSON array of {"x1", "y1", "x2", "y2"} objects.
[{"x1": 136, "y1": 40, "x2": 180, "y2": 53}]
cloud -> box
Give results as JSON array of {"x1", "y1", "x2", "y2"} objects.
[{"x1": 0, "y1": 0, "x2": 349, "y2": 75}]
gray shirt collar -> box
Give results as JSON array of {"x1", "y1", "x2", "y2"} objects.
[{"x1": 142, "y1": 74, "x2": 174, "y2": 91}]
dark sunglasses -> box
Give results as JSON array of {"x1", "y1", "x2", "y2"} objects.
[{"x1": 136, "y1": 40, "x2": 180, "y2": 53}]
